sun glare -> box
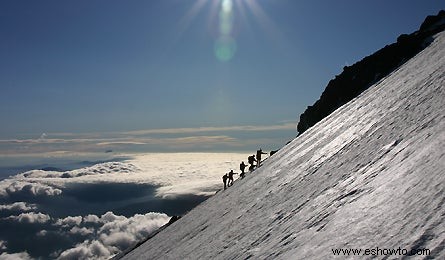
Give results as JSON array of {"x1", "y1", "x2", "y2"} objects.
[
  {"x1": 215, "y1": 0, "x2": 236, "y2": 61},
  {"x1": 179, "y1": 0, "x2": 279, "y2": 62}
]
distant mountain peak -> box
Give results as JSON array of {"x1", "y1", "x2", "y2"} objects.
[
  {"x1": 297, "y1": 10, "x2": 445, "y2": 135},
  {"x1": 419, "y1": 10, "x2": 445, "y2": 31}
]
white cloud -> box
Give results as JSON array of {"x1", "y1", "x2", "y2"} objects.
[
  {"x1": 55, "y1": 216, "x2": 82, "y2": 227},
  {"x1": 83, "y1": 215, "x2": 100, "y2": 224},
  {"x1": 1, "y1": 210, "x2": 169, "y2": 259},
  {"x1": 0, "y1": 181, "x2": 62, "y2": 198},
  {"x1": 57, "y1": 211, "x2": 170, "y2": 259},
  {"x1": 6, "y1": 212, "x2": 51, "y2": 224},
  {"x1": 100, "y1": 232, "x2": 135, "y2": 250},
  {"x1": 69, "y1": 227, "x2": 94, "y2": 236},
  {"x1": 99, "y1": 211, "x2": 126, "y2": 223},
  {"x1": 57, "y1": 240, "x2": 111, "y2": 260},
  {"x1": 0, "y1": 202, "x2": 37, "y2": 212},
  {"x1": 98, "y1": 212, "x2": 170, "y2": 249},
  {"x1": 0, "y1": 252, "x2": 32, "y2": 260},
  {"x1": 18, "y1": 162, "x2": 139, "y2": 179}
]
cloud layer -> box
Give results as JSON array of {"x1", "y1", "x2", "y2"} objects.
[
  {"x1": 0, "y1": 153, "x2": 247, "y2": 259},
  {"x1": 56, "y1": 211, "x2": 170, "y2": 259},
  {"x1": 0, "y1": 209, "x2": 169, "y2": 259},
  {"x1": 1, "y1": 153, "x2": 248, "y2": 199}
]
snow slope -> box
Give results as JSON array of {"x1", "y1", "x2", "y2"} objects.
[{"x1": 122, "y1": 31, "x2": 445, "y2": 259}]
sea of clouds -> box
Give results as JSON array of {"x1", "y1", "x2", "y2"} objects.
[{"x1": 0, "y1": 153, "x2": 247, "y2": 259}]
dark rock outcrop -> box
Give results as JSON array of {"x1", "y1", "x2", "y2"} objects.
[{"x1": 297, "y1": 10, "x2": 445, "y2": 135}]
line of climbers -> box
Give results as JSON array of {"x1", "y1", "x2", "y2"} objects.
[{"x1": 222, "y1": 148, "x2": 278, "y2": 190}]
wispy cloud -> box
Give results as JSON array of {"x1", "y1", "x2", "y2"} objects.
[
  {"x1": 0, "y1": 122, "x2": 295, "y2": 155},
  {"x1": 121, "y1": 122, "x2": 296, "y2": 135},
  {"x1": 96, "y1": 141, "x2": 150, "y2": 146}
]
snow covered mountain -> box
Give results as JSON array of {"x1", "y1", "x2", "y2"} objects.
[{"x1": 121, "y1": 30, "x2": 445, "y2": 259}]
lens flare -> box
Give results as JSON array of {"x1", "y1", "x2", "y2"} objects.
[
  {"x1": 178, "y1": 0, "x2": 282, "y2": 63},
  {"x1": 215, "y1": 0, "x2": 236, "y2": 62},
  {"x1": 214, "y1": 37, "x2": 237, "y2": 62}
]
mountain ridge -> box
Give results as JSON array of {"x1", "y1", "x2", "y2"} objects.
[{"x1": 297, "y1": 10, "x2": 445, "y2": 135}]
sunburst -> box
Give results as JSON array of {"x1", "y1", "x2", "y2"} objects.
[{"x1": 177, "y1": 0, "x2": 281, "y2": 62}]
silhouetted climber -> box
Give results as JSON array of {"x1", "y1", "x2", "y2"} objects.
[
  {"x1": 222, "y1": 174, "x2": 228, "y2": 190},
  {"x1": 227, "y1": 170, "x2": 237, "y2": 187},
  {"x1": 248, "y1": 154, "x2": 257, "y2": 171},
  {"x1": 239, "y1": 161, "x2": 247, "y2": 178},
  {"x1": 256, "y1": 149, "x2": 267, "y2": 168}
]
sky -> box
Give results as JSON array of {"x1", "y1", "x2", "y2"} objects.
[{"x1": 1, "y1": 0, "x2": 444, "y2": 157}]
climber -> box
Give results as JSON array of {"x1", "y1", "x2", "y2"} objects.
[
  {"x1": 240, "y1": 161, "x2": 248, "y2": 178},
  {"x1": 256, "y1": 148, "x2": 267, "y2": 168},
  {"x1": 227, "y1": 170, "x2": 237, "y2": 187}
]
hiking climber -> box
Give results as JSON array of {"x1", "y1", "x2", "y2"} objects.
[
  {"x1": 227, "y1": 170, "x2": 237, "y2": 187},
  {"x1": 240, "y1": 161, "x2": 248, "y2": 178},
  {"x1": 248, "y1": 154, "x2": 256, "y2": 171},
  {"x1": 222, "y1": 174, "x2": 228, "y2": 190},
  {"x1": 256, "y1": 148, "x2": 267, "y2": 168}
]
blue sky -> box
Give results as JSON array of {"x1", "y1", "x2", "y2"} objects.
[{"x1": 0, "y1": 0, "x2": 444, "y2": 155}]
